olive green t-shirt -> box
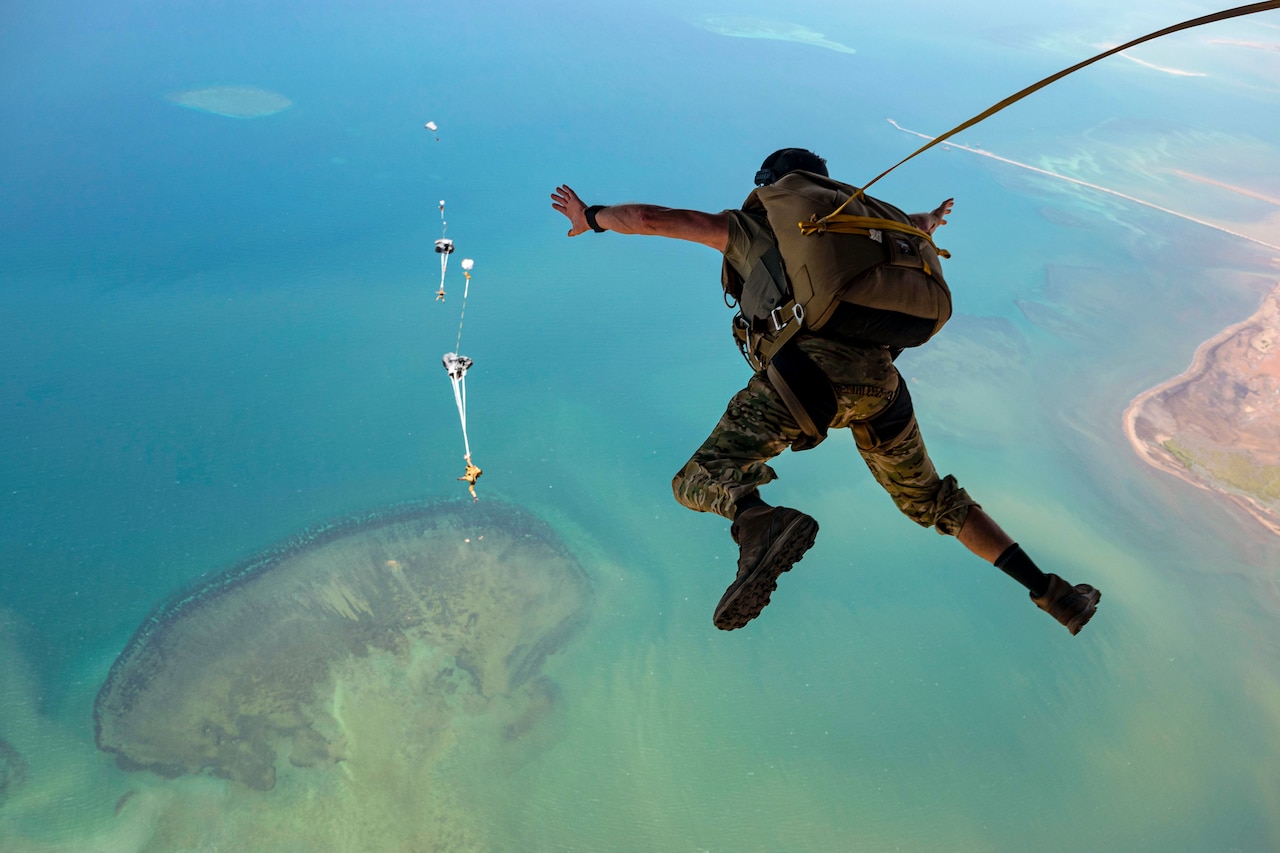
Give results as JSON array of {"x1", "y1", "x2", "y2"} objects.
[{"x1": 721, "y1": 208, "x2": 774, "y2": 279}]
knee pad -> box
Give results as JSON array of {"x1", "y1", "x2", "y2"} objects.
[{"x1": 854, "y1": 376, "x2": 915, "y2": 450}]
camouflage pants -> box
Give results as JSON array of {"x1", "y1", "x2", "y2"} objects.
[{"x1": 671, "y1": 337, "x2": 977, "y2": 535}]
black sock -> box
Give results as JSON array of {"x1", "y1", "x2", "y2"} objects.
[
  {"x1": 732, "y1": 493, "x2": 768, "y2": 520},
  {"x1": 994, "y1": 543, "x2": 1050, "y2": 597}
]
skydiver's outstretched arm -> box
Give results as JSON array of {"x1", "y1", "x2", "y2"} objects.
[
  {"x1": 909, "y1": 198, "x2": 954, "y2": 235},
  {"x1": 551, "y1": 185, "x2": 729, "y2": 252}
]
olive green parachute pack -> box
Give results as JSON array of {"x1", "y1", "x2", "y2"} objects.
[{"x1": 723, "y1": 170, "x2": 952, "y2": 372}]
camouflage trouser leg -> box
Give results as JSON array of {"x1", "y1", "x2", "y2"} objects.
[
  {"x1": 671, "y1": 372, "x2": 802, "y2": 520},
  {"x1": 672, "y1": 347, "x2": 978, "y2": 533},
  {"x1": 853, "y1": 414, "x2": 977, "y2": 536}
]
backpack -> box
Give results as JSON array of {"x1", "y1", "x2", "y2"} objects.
[{"x1": 723, "y1": 171, "x2": 952, "y2": 370}]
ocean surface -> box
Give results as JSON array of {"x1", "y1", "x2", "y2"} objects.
[{"x1": 3, "y1": 1, "x2": 1280, "y2": 850}]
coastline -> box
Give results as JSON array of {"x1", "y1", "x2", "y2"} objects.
[{"x1": 1123, "y1": 279, "x2": 1280, "y2": 537}]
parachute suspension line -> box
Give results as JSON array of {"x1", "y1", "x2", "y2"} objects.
[
  {"x1": 449, "y1": 366, "x2": 470, "y2": 460},
  {"x1": 812, "y1": 1, "x2": 1280, "y2": 229}
]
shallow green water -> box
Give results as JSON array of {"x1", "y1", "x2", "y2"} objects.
[{"x1": 3, "y1": 1, "x2": 1280, "y2": 850}]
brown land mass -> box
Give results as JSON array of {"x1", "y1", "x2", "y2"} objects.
[{"x1": 1124, "y1": 280, "x2": 1280, "y2": 536}]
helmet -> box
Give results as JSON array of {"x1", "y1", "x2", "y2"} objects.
[{"x1": 754, "y1": 148, "x2": 828, "y2": 187}]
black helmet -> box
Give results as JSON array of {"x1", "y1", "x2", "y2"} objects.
[{"x1": 754, "y1": 148, "x2": 828, "y2": 187}]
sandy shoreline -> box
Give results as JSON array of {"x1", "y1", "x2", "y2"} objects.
[{"x1": 1123, "y1": 279, "x2": 1280, "y2": 537}]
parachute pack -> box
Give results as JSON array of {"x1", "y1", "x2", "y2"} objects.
[{"x1": 724, "y1": 170, "x2": 952, "y2": 371}]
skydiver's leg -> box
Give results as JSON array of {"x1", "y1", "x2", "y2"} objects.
[
  {"x1": 854, "y1": 375, "x2": 1100, "y2": 635},
  {"x1": 957, "y1": 509, "x2": 1101, "y2": 635},
  {"x1": 671, "y1": 373, "x2": 819, "y2": 630},
  {"x1": 671, "y1": 372, "x2": 801, "y2": 521},
  {"x1": 851, "y1": 377, "x2": 978, "y2": 536}
]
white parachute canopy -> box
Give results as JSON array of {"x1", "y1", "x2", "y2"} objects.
[
  {"x1": 442, "y1": 352, "x2": 472, "y2": 381},
  {"x1": 424, "y1": 121, "x2": 438, "y2": 132}
]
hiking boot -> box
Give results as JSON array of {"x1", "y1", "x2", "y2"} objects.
[
  {"x1": 714, "y1": 506, "x2": 819, "y2": 631},
  {"x1": 1032, "y1": 573, "x2": 1101, "y2": 635}
]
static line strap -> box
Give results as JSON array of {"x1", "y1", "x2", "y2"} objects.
[
  {"x1": 454, "y1": 273, "x2": 471, "y2": 353},
  {"x1": 811, "y1": 0, "x2": 1280, "y2": 228},
  {"x1": 797, "y1": 214, "x2": 951, "y2": 258}
]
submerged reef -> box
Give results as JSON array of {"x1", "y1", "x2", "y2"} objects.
[
  {"x1": 694, "y1": 14, "x2": 856, "y2": 54},
  {"x1": 94, "y1": 499, "x2": 592, "y2": 790},
  {"x1": 165, "y1": 86, "x2": 292, "y2": 118}
]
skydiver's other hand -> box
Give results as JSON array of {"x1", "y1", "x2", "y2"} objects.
[
  {"x1": 931, "y1": 198, "x2": 954, "y2": 227},
  {"x1": 551, "y1": 185, "x2": 590, "y2": 237},
  {"x1": 910, "y1": 198, "x2": 953, "y2": 235}
]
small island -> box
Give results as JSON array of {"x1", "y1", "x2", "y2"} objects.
[{"x1": 1124, "y1": 281, "x2": 1280, "y2": 536}]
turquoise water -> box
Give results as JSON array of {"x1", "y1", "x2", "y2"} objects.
[{"x1": 3, "y1": 1, "x2": 1280, "y2": 850}]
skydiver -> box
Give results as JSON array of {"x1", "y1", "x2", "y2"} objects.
[
  {"x1": 550, "y1": 148, "x2": 1100, "y2": 635},
  {"x1": 436, "y1": 285, "x2": 446, "y2": 302},
  {"x1": 458, "y1": 456, "x2": 482, "y2": 501}
]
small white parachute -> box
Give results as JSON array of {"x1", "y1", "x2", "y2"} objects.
[{"x1": 424, "y1": 120, "x2": 439, "y2": 141}]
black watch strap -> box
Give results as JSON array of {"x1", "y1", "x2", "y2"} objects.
[{"x1": 584, "y1": 205, "x2": 607, "y2": 233}]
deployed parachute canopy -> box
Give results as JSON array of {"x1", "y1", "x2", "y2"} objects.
[
  {"x1": 425, "y1": 120, "x2": 439, "y2": 141},
  {"x1": 442, "y1": 352, "x2": 472, "y2": 381}
]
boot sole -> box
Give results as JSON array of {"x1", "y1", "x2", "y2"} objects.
[{"x1": 713, "y1": 514, "x2": 819, "y2": 631}]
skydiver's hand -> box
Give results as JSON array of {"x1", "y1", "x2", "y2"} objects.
[
  {"x1": 551, "y1": 185, "x2": 591, "y2": 237},
  {"x1": 910, "y1": 198, "x2": 953, "y2": 235},
  {"x1": 931, "y1": 197, "x2": 953, "y2": 229}
]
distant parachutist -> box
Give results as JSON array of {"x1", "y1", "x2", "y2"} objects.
[
  {"x1": 457, "y1": 455, "x2": 482, "y2": 501},
  {"x1": 434, "y1": 199, "x2": 453, "y2": 299},
  {"x1": 434, "y1": 238, "x2": 454, "y2": 299},
  {"x1": 425, "y1": 120, "x2": 439, "y2": 141},
  {"x1": 442, "y1": 352, "x2": 479, "y2": 499}
]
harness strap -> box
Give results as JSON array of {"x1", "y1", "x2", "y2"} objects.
[
  {"x1": 797, "y1": 214, "x2": 951, "y2": 258},
  {"x1": 809, "y1": 1, "x2": 1280, "y2": 230},
  {"x1": 767, "y1": 362, "x2": 822, "y2": 441},
  {"x1": 765, "y1": 342, "x2": 838, "y2": 451},
  {"x1": 736, "y1": 297, "x2": 805, "y2": 370}
]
